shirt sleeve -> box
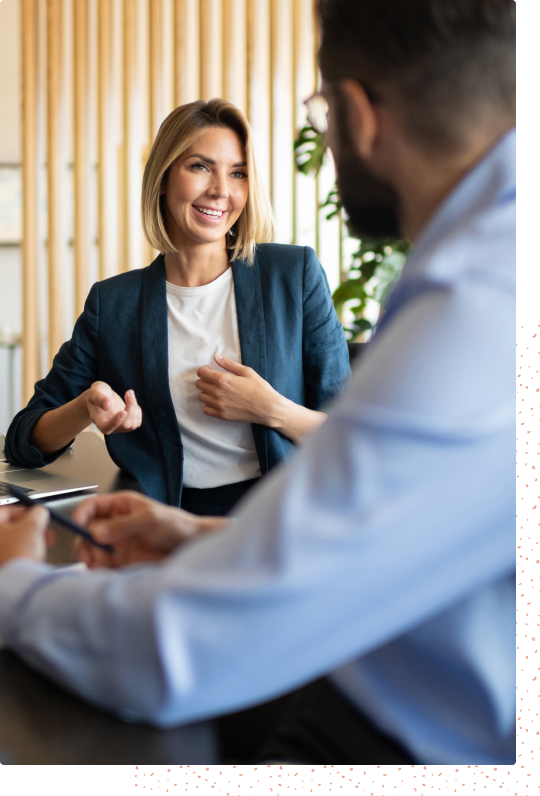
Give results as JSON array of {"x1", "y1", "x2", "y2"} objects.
[
  {"x1": 301, "y1": 247, "x2": 351, "y2": 410},
  {"x1": 0, "y1": 277, "x2": 514, "y2": 728},
  {"x1": 4, "y1": 283, "x2": 100, "y2": 467}
]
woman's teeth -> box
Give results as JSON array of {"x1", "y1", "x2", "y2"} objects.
[{"x1": 195, "y1": 206, "x2": 223, "y2": 217}]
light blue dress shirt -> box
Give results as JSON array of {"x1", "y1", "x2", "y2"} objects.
[{"x1": 0, "y1": 130, "x2": 516, "y2": 764}]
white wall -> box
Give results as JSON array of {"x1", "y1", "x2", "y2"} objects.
[{"x1": 0, "y1": 0, "x2": 22, "y2": 434}]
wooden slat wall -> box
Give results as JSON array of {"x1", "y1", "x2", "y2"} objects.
[{"x1": 20, "y1": 0, "x2": 327, "y2": 398}]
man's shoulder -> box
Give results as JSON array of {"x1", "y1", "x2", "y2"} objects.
[{"x1": 430, "y1": 200, "x2": 515, "y2": 290}]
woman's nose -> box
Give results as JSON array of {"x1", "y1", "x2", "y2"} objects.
[{"x1": 208, "y1": 172, "x2": 229, "y2": 197}]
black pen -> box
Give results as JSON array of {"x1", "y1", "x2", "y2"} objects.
[{"x1": 6, "y1": 483, "x2": 115, "y2": 553}]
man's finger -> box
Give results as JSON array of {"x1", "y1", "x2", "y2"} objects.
[
  {"x1": 16, "y1": 505, "x2": 50, "y2": 532},
  {"x1": 73, "y1": 491, "x2": 149, "y2": 527},
  {"x1": 88, "y1": 509, "x2": 155, "y2": 543},
  {"x1": 0, "y1": 504, "x2": 25, "y2": 523}
]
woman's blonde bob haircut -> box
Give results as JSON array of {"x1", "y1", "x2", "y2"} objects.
[{"x1": 142, "y1": 99, "x2": 275, "y2": 265}]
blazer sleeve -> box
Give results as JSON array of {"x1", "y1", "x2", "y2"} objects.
[
  {"x1": 302, "y1": 247, "x2": 351, "y2": 410},
  {"x1": 5, "y1": 283, "x2": 100, "y2": 468}
]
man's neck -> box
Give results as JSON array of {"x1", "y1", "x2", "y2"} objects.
[{"x1": 396, "y1": 123, "x2": 514, "y2": 242}]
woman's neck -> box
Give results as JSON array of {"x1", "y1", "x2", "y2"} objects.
[{"x1": 164, "y1": 240, "x2": 230, "y2": 287}]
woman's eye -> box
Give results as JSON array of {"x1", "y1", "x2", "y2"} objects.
[
  {"x1": 232, "y1": 171, "x2": 247, "y2": 179},
  {"x1": 191, "y1": 163, "x2": 208, "y2": 172}
]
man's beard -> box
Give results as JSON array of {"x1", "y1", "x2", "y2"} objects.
[
  {"x1": 332, "y1": 100, "x2": 402, "y2": 240},
  {"x1": 336, "y1": 151, "x2": 402, "y2": 240}
]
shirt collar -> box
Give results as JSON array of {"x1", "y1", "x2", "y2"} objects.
[{"x1": 406, "y1": 128, "x2": 516, "y2": 270}]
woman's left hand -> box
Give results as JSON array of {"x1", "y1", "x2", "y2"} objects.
[{"x1": 196, "y1": 355, "x2": 281, "y2": 426}]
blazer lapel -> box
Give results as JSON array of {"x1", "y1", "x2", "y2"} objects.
[
  {"x1": 140, "y1": 255, "x2": 183, "y2": 504},
  {"x1": 232, "y1": 252, "x2": 269, "y2": 474}
]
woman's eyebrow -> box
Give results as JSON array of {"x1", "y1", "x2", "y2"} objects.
[{"x1": 186, "y1": 154, "x2": 247, "y2": 167}]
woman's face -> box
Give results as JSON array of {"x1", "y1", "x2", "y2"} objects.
[{"x1": 161, "y1": 126, "x2": 249, "y2": 249}]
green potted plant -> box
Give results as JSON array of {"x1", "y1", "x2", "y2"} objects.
[{"x1": 294, "y1": 124, "x2": 410, "y2": 358}]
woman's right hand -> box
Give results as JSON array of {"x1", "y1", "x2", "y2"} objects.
[{"x1": 85, "y1": 382, "x2": 143, "y2": 435}]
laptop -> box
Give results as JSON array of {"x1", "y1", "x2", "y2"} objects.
[{"x1": 0, "y1": 435, "x2": 98, "y2": 505}]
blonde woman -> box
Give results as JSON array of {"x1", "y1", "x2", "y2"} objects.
[{"x1": 6, "y1": 99, "x2": 350, "y2": 515}]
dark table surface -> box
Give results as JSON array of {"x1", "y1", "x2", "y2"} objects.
[{"x1": 0, "y1": 432, "x2": 218, "y2": 764}]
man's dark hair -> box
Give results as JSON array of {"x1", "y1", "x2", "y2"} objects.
[{"x1": 318, "y1": 0, "x2": 516, "y2": 151}]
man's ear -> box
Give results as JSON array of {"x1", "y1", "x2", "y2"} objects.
[{"x1": 340, "y1": 79, "x2": 378, "y2": 160}]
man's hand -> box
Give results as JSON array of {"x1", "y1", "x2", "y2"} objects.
[
  {"x1": 196, "y1": 354, "x2": 282, "y2": 426},
  {"x1": 86, "y1": 382, "x2": 143, "y2": 435},
  {"x1": 73, "y1": 491, "x2": 229, "y2": 569},
  {"x1": 0, "y1": 505, "x2": 51, "y2": 566}
]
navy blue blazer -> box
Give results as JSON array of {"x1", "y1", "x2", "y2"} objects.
[{"x1": 6, "y1": 244, "x2": 350, "y2": 506}]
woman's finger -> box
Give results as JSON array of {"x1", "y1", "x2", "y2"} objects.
[
  {"x1": 214, "y1": 355, "x2": 248, "y2": 376},
  {"x1": 197, "y1": 392, "x2": 220, "y2": 409},
  {"x1": 123, "y1": 389, "x2": 139, "y2": 410},
  {"x1": 101, "y1": 411, "x2": 128, "y2": 434},
  {"x1": 122, "y1": 392, "x2": 143, "y2": 429},
  {"x1": 202, "y1": 406, "x2": 221, "y2": 418},
  {"x1": 196, "y1": 365, "x2": 222, "y2": 384}
]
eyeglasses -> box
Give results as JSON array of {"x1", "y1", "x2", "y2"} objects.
[{"x1": 303, "y1": 92, "x2": 330, "y2": 136}]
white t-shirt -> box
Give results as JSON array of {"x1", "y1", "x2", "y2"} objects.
[{"x1": 166, "y1": 267, "x2": 261, "y2": 488}]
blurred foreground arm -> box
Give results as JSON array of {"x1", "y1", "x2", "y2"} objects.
[{"x1": 73, "y1": 492, "x2": 229, "y2": 569}]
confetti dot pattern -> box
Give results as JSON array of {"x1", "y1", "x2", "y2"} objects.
[{"x1": 133, "y1": 763, "x2": 527, "y2": 795}]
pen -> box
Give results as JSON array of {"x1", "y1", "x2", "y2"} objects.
[{"x1": 6, "y1": 484, "x2": 115, "y2": 553}]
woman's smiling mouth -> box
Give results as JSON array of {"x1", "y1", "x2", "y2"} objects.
[{"x1": 193, "y1": 205, "x2": 226, "y2": 220}]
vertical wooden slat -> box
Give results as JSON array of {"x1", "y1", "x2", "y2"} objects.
[
  {"x1": 120, "y1": 0, "x2": 136, "y2": 272},
  {"x1": 174, "y1": 0, "x2": 200, "y2": 106},
  {"x1": 312, "y1": 0, "x2": 320, "y2": 256},
  {"x1": 21, "y1": 0, "x2": 40, "y2": 401},
  {"x1": 200, "y1": 0, "x2": 222, "y2": 101},
  {"x1": 145, "y1": 0, "x2": 163, "y2": 266},
  {"x1": 148, "y1": 0, "x2": 163, "y2": 139},
  {"x1": 97, "y1": 0, "x2": 112, "y2": 282},
  {"x1": 293, "y1": 0, "x2": 317, "y2": 252},
  {"x1": 246, "y1": 0, "x2": 271, "y2": 197},
  {"x1": 46, "y1": 0, "x2": 64, "y2": 366},
  {"x1": 73, "y1": 0, "x2": 88, "y2": 315},
  {"x1": 292, "y1": 0, "x2": 298, "y2": 244},
  {"x1": 270, "y1": 0, "x2": 293, "y2": 242},
  {"x1": 222, "y1": 0, "x2": 247, "y2": 113},
  {"x1": 269, "y1": 0, "x2": 275, "y2": 206}
]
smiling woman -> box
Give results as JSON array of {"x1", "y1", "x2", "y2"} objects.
[{"x1": 5, "y1": 99, "x2": 351, "y2": 516}]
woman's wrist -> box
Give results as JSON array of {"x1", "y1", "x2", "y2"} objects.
[
  {"x1": 265, "y1": 395, "x2": 327, "y2": 442},
  {"x1": 261, "y1": 391, "x2": 291, "y2": 431},
  {"x1": 29, "y1": 390, "x2": 92, "y2": 455},
  {"x1": 75, "y1": 389, "x2": 92, "y2": 425}
]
